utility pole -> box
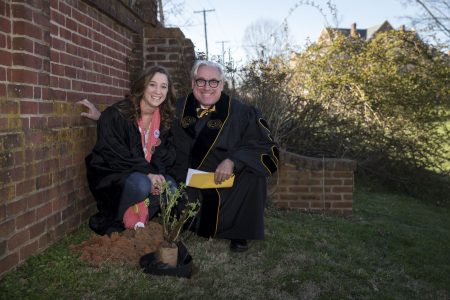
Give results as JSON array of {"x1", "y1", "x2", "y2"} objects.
[
  {"x1": 216, "y1": 40, "x2": 229, "y2": 64},
  {"x1": 157, "y1": 0, "x2": 164, "y2": 26},
  {"x1": 194, "y1": 9, "x2": 215, "y2": 59}
]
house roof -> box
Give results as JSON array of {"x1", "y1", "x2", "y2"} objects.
[{"x1": 320, "y1": 21, "x2": 394, "y2": 41}]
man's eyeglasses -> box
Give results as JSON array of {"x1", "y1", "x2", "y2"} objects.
[{"x1": 195, "y1": 79, "x2": 221, "y2": 88}]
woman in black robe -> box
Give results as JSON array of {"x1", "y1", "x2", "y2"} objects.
[{"x1": 84, "y1": 66, "x2": 176, "y2": 235}]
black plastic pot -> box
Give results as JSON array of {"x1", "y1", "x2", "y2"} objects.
[{"x1": 139, "y1": 241, "x2": 193, "y2": 278}]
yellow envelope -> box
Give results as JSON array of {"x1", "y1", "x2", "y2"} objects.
[{"x1": 187, "y1": 172, "x2": 235, "y2": 189}]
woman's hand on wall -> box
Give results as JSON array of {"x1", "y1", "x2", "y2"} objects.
[{"x1": 77, "y1": 99, "x2": 101, "y2": 121}]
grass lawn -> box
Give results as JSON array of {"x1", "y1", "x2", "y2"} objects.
[{"x1": 1, "y1": 186, "x2": 449, "y2": 300}]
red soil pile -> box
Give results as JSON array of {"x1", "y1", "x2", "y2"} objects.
[{"x1": 71, "y1": 221, "x2": 164, "y2": 267}]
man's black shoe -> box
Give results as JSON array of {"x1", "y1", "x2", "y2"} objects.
[{"x1": 230, "y1": 239, "x2": 248, "y2": 252}]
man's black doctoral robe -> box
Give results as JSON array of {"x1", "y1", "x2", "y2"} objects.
[
  {"x1": 170, "y1": 92, "x2": 279, "y2": 240},
  {"x1": 85, "y1": 99, "x2": 175, "y2": 235}
]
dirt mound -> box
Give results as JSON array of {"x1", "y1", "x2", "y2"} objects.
[{"x1": 71, "y1": 221, "x2": 164, "y2": 267}]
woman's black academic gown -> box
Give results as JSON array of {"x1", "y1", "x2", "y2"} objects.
[{"x1": 85, "y1": 99, "x2": 175, "y2": 235}]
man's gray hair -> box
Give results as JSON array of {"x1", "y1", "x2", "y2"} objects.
[{"x1": 190, "y1": 60, "x2": 225, "y2": 81}]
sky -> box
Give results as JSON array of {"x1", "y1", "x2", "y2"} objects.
[{"x1": 164, "y1": 0, "x2": 422, "y2": 64}]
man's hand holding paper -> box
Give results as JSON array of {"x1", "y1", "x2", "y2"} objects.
[
  {"x1": 186, "y1": 167, "x2": 235, "y2": 189},
  {"x1": 214, "y1": 158, "x2": 234, "y2": 184}
]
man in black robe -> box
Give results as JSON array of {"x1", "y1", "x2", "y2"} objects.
[{"x1": 169, "y1": 60, "x2": 279, "y2": 252}]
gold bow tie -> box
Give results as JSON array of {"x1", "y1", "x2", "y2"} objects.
[{"x1": 196, "y1": 105, "x2": 216, "y2": 118}]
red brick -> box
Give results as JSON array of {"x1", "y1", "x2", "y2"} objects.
[
  {"x1": 332, "y1": 187, "x2": 353, "y2": 193},
  {"x1": 66, "y1": 17, "x2": 77, "y2": 32},
  {"x1": 0, "y1": 218, "x2": 15, "y2": 238},
  {"x1": 0, "y1": 185, "x2": 15, "y2": 202},
  {"x1": 52, "y1": 37, "x2": 65, "y2": 51},
  {"x1": 344, "y1": 179, "x2": 353, "y2": 185},
  {"x1": 310, "y1": 171, "x2": 324, "y2": 178},
  {"x1": 27, "y1": 190, "x2": 48, "y2": 209},
  {"x1": 29, "y1": 219, "x2": 46, "y2": 237},
  {"x1": 53, "y1": 221, "x2": 68, "y2": 239},
  {"x1": 38, "y1": 102, "x2": 53, "y2": 114},
  {"x1": 301, "y1": 194, "x2": 321, "y2": 201},
  {"x1": 6, "y1": 198, "x2": 27, "y2": 216},
  {"x1": 33, "y1": 86, "x2": 41, "y2": 99},
  {"x1": 0, "y1": 83, "x2": 6, "y2": 97},
  {"x1": 50, "y1": 9, "x2": 65, "y2": 26},
  {"x1": 12, "y1": 36, "x2": 33, "y2": 52},
  {"x1": 0, "y1": 118, "x2": 7, "y2": 130},
  {"x1": 36, "y1": 173, "x2": 52, "y2": 189},
  {"x1": 332, "y1": 201, "x2": 353, "y2": 209},
  {"x1": 50, "y1": 49, "x2": 59, "y2": 63},
  {"x1": 58, "y1": 77, "x2": 70, "y2": 89},
  {"x1": 0, "y1": 49, "x2": 11, "y2": 66},
  {"x1": 310, "y1": 187, "x2": 331, "y2": 193},
  {"x1": 20, "y1": 240, "x2": 39, "y2": 260},
  {"x1": 15, "y1": 178, "x2": 36, "y2": 197},
  {"x1": 46, "y1": 212, "x2": 61, "y2": 227},
  {"x1": 51, "y1": 63, "x2": 64, "y2": 76},
  {"x1": 13, "y1": 20, "x2": 42, "y2": 40},
  {"x1": 38, "y1": 73, "x2": 50, "y2": 86},
  {"x1": 0, "y1": 239, "x2": 6, "y2": 256},
  {"x1": 332, "y1": 171, "x2": 353, "y2": 179},
  {"x1": 20, "y1": 101, "x2": 39, "y2": 114},
  {"x1": 7, "y1": 228, "x2": 29, "y2": 251},
  {"x1": 302, "y1": 179, "x2": 321, "y2": 186},
  {"x1": 15, "y1": 209, "x2": 36, "y2": 229},
  {"x1": 41, "y1": 87, "x2": 50, "y2": 100},
  {"x1": 311, "y1": 202, "x2": 326, "y2": 208},
  {"x1": 52, "y1": 196, "x2": 69, "y2": 212},
  {"x1": 289, "y1": 186, "x2": 309, "y2": 193},
  {"x1": 343, "y1": 194, "x2": 353, "y2": 200},
  {"x1": 0, "y1": 252, "x2": 19, "y2": 275},
  {"x1": 36, "y1": 202, "x2": 52, "y2": 220},
  {"x1": 279, "y1": 179, "x2": 299, "y2": 185},
  {"x1": 0, "y1": 16, "x2": 11, "y2": 34},
  {"x1": 324, "y1": 179, "x2": 343, "y2": 185},
  {"x1": 30, "y1": 116, "x2": 47, "y2": 128},
  {"x1": 11, "y1": 3, "x2": 33, "y2": 21},
  {"x1": 325, "y1": 194, "x2": 342, "y2": 201},
  {"x1": 13, "y1": 150, "x2": 24, "y2": 165},
  {"x1": 38, "y1": 231, "x2": 53, "y2": 249},
  {"x1": 0, "y1": 204, "x2": 5, "y2": 219},
  {"x1": 0, "y1": 33, "x2": 7, "y2": 49},
  {"x1": 8, "y1": 84, "x2": 34, "y2": 98},
  {"x1": 11, "y1": 68, "x2": 38, "y2": 84}
]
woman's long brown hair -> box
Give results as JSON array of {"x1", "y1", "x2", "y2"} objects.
[{"x1": 117, "y1": 65, "x2": 176, "y2": 130}]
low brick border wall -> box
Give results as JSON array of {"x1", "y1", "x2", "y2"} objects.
[{"x1": 269, "y1": 150, "x2": 357, "y2": 215}]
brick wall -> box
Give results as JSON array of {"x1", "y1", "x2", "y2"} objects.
[
  {"x1": 269, "y1": 150, "x2": 357, "y2": 215},
  {"x1": 0, "y1": 0, "x2": 160, "y2": 277},
  {"x1": 144, "y1": 26, "x2": 195, "y2": 96}
]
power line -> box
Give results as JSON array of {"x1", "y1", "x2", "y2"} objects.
[{"x1": 194, "y1": 9, "x2": 215, "y2": 59}]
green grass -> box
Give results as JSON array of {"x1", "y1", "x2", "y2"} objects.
[{"x1": 1, "y1": 187, "x2": 450, "y2": 300}]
